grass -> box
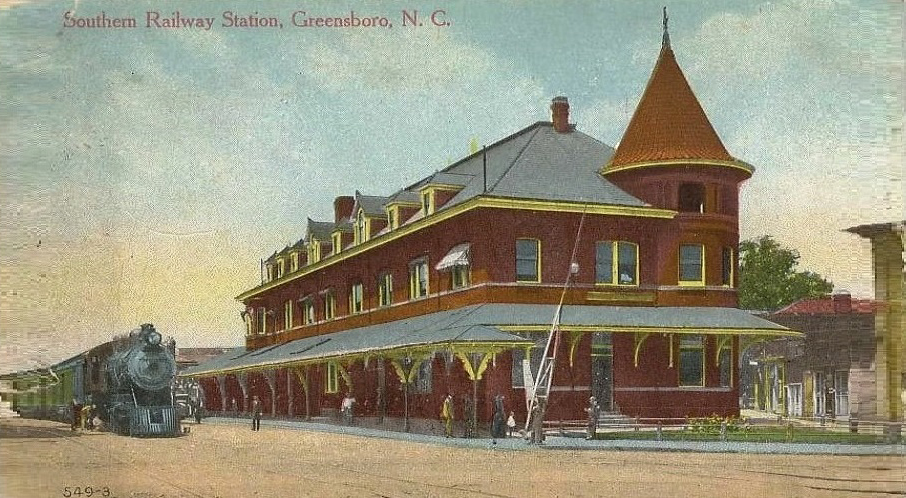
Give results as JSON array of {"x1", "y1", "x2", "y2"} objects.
[{"x1": 595, "y1": 427, "x2": 890, "y2": 445}]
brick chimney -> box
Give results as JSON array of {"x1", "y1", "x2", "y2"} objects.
[
  {"x1": 551, "y1": 96, "x2": 571, "y2": 133},
  {"x1": 832, "y1": 291, "x2": 852, "y2": 313},
  {"x1": 334, "y1": 196, "x2": 355, "y2": 223}
]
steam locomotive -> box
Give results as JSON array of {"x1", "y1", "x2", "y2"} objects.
[{"x1": 0, "y1": 324, "x2": 181, "y2": 437}]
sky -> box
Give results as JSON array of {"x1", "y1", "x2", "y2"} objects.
[{"x1": 0, "y1": 0, "x2": 903, "y2": 373}]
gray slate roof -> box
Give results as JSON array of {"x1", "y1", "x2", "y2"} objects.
[
  {"x1": 306, "y1": 219, "x2": 335, "y2": 240},
  {"x1": 181, "y1": 304, "x2": 792, "y2": 377},
  {"x1": 355, "y1": 191, "x2": 390, "y2": 217}
]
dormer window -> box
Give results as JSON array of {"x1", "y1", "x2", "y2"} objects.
[
  {"x1": 421, "y1": 191, "x2": 433, "y2": 215},
  {"x1": 290, "y1": 252, "x2": 299, "y2": 272},
  {"x1": 276, "y1": 258, "x2": 285, "y2": 278},
  {"x1": 387, "y1": 206, "x2": 399, "y2": 230},
  {"x1": 332, "y1": 232, "x2": 343, "y2": 255},
  {"x1": 308, "y1": 239, "x2": 321, "y2": 263},
  {"x1": 355, "y1": 209, "x2": 369, "y2": 244}
]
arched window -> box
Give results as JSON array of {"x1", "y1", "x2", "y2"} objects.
[{"x1": 678, "y1": 183, "x2": 705, "y2": 213}]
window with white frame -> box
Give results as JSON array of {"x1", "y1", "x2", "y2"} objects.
[
  {"x1": 302, "y1": 298, "x2": 315, "y2": 325},
  {"x1": 409, "y1": 258, "x2": 429, "y2": 299},
  {"x1": 679, "y1": 335, "x2": 704, "y2": 386},
  {"x1": 596, "y1": 241, "x2": 638, "y2": 285},
  {"x1": 378, "y1": 272, "x2": 393, "y2": 307},
  {"x1": 257, "y1": 307, "x2": 266, "y2": 335},
  {"x1": 284, "y1": 300, "x2": 293, "y2": 330},
  {"x1": 515, "y1": 238, "x2": 540, "y2": 282},
  {"x1": 323, "y1": 291, "x2": 336, "y2": 320},
  {"x1": 451, "y1": 265, "x2": 470, "y2": 289},
  {"x1": 349, "y1": 282, "x2": 364, "y2": 314}
]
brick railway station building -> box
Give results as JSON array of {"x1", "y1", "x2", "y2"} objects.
[{"x1": 182, "y1": 22, "x2": 797, "y2": 425}]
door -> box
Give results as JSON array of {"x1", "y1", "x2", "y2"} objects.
[
  {"x1": 834, "y1": 370, "x2": 849, "y2": 417},
  {"x1": 591, "y1": 332, "x2": 613, "y2": 412},
  {"x1": 813, "y1": 372, "x2": 826, "y2": 417},
  {"x1": 786, "y1": 383, "x2": 803, "y2": 417}
]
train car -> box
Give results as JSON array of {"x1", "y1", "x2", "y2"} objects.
[{"x1": 0, "y1": 324, "x2": 180, "y2": 437}]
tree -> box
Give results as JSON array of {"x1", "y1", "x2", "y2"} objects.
[{"x1": 738, "y1": 235, "x2": 833, "y2": 311}]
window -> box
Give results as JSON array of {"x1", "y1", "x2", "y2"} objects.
[
  {"x1": 323, "y1": 291, "x2": 336, "y2": 320},
  {"x1": 678, "y1": 183, "x2": 705, "y2": 213},
  {"x1": 277, "y1": 259, "x2": 285, "y2": 278},
  {"x1": 325, "y1": 362, "x2": 339, "y2": 394},
  {"x1": 257, "y1": 307, "x2": 266, "y2": 335},
  {"x1": 409, "y1": 258, "x2": 429, "y2": 299},
  {"x1": 451, "y1": 265, "x2": 470, "y2": 289},
  {"x1": 290, "y1": 253, "x2": 299, "y2": 272},
  {"x1": 414, "y1": 356, "x2": 433, "y2": 394},
  {"x1": 421, "y1": 191, "x2": 433, "y2": 215},
  {"x1": 332, "y1": 232, "x2": 342, "y2": 255},
  {"x1": 721, "y1": 247, "x2": 734, "y2": 287},
  {"x1": 283, "y1": 300, "x2": 293, "y2": 330},
  {"x1": 265, "y1": 264, "x2": 275, "y2": 282},
  {"x1": 718, "y1": 342, "x2": 732, "y2": 387},
  {"x1": 387, "y1": 207, "x2": 399, "y2": 230},
  {"x1": 679, "y1": 244, "x2": 705, "y2": 285},
  {"x1": 378, "y1": 272, "x2": 393, "y2": 307},
  {"x1": 679, "y1": 335, "x2": 705, "y2": 386},
  {"x1": 516, "y1": 238, "x2": 540, "y2": 282},
  {"x1": 596, "y1": 241, "x2": 638, "y2": 285},
  {"x1": 308, "y1": 239, "x2": 321, "y2": 264},
  {"x1": 349, "y1": 282, "x2": 364, "y2": 314},
  {"x1": 355, "y1": 210, "x2": 368, "y2": 244},
  {"x1": 244, "y1": 312, "x2": 252, "y2": 336},
  {"x1": 302, "y1": 298, "x2": 315, "y2": 325}
]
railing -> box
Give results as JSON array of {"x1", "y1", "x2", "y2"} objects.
[{"x1": 542, "y1": 416, "x2": 904, "y2": 444}]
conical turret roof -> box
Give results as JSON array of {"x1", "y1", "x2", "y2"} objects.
[{"x1": 606, "y1": 35, "x2": 734, "y2": 170}]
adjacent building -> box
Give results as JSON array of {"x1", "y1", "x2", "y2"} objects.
[{"x1": 182, "y1": 21, "x2": 795, "y2": 424}]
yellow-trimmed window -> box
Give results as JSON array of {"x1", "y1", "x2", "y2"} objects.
[
  {"x1": 421, "y1": 191, "x2": 434, "y2": 215},
  {"x1": 349, "y1": 282, "x2": 364, "y2": 314},
  {"x1": 378, "y1": 272, "x2": 393, "y2": 307},
  {"x1": 515, "y1": 238, "x2": 541, "y2": 282},
  {"x1": 355, "y1": 209, "x2": 370, "y2": 244},
  {"x1": 283, "y1": 300, "x2": 293, "y2": 330},
  {"x1": 679, "y1": 244, "x2": 705, "y2": 286},
  {"x1": 679, "y1": 335, "x2": 705, "y2": 387},
  {"x1": 451, "y1": 265, "x2": 470, "y2": 289},
  {"x1": 721, "y1": 247, "x2": 734, "y2": 287},
  {"x1": 595, "y1": 241, "x2": 638, "y2": 285},
  {"x1": 277, "y1": 259, "x2": 285, "y2": 278},
  {"x1": 332, "y1": 232, "x2": 343, "y2": 255},
  {"x1": 325, "y1": 362, "x2": 339, "y2": 394},
  {"x1": 308, "y1": 239, "x2": 321, "y2": 263},
  {"x1": 409, "y1": 258, "x2": 429, "y2": 299},
  {"x1": 387, "y1": 206, "x2": 399, "y2": 230},
  {"x1": 290, "y1": 252, "x2": 299, "y2": 272}
]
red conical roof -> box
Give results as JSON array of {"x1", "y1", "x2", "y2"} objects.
[{"x1": 606, "y1": 43, "x2": 733, "y2": 169}]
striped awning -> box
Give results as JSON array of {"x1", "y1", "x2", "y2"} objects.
[{"x1": 435, "y1": 243, "x2": 470, "y2": 270}]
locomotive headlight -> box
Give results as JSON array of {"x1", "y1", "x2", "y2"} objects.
[{"x1": 146, "y1": 330, "x2": 162, "y2": 346}]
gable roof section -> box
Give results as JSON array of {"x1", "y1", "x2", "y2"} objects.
[
  {"x1": 354, "y1": 191, "x2": 390, "y2": 217},
  {"x1": 606, "y1": 44, "x2": 734, "y2": 169},
  {"x1": 306, "y1": 218, "x2": 335, "y2": 240}
]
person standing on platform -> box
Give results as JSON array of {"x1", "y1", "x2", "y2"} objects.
[
  {"x1": 585, "y1": 396, "x2": 600, "y2": 440},
  {"x1": 70, "y1": 399, "x2": 81, "y2": 431},
  {"x1": 507, "y1": 411, "x2": 517, "y2": 438},
  {"x1": 440, "y1": 394, "x2": 454, "y2": 438},
  {"x1": 251, "y1": 396, "x2": 262, "y2": 431},
  {"x1": 194, "y1": 399, "x2": 204, "y2": 424},
  {"x1": 341, "y1": 392, "x2": 356, "y2": 425}
]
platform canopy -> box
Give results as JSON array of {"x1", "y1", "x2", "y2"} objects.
[{"x1": 180, "y1": 304, "x2": 795, "y2": 377}]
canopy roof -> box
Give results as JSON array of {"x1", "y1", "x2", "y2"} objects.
[{"x1": 181, "y1": 304, "x2": 794, "y2": 377}]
